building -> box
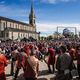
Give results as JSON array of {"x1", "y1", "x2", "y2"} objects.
[{"x1": 0, "y1": 5, "x2": 40, "y2": 40}]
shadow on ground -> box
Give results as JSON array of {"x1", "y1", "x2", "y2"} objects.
[
  {"x1": 16, "y1": 73, "x2": 25, "y2": 80},
  {"x1": 38, "y1": 70, "x2": 50, "y2": 76},
  {"x1": 50, "y1": 77, "x2": 56, "y2": 80},
  {"x1": 6, "y1": 71, "x2": 56, "y2": 80},
  {"x1": 16, "y1": 73, "x2": 49, "y2": 80}
]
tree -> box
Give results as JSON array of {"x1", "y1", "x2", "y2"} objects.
[
  {"x1": 53, "y1": 31, "x2": 61, "y2": 39},
  {"x1": 69, "y1": 32, "x2": 74, "y2": 38},
  {"x1": 40, "y1": 36, "x2": 44, "y2": 40},
  {"x1": 40, "y1": 36, "x2": 47, "y2": 40},
  {"x1": 47, "y1": 35, "x2": 53, "y2": 40},
  {"x1": 75, "y1": 34, "x2": 78, "y2": 39}
]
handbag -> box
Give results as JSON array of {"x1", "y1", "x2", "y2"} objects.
[
  {"x1": 71, "y1": 69, "x2": 79, "y2": 78},
  {"x1": 64, "y1": 69, "x2": 70, "y2": 75},
  {"x1": 69, "y1": 61, "x2": 76, "y2": 70},
  {"x1": 69, "y1": 60, "x2": 79, "y2": 78}
]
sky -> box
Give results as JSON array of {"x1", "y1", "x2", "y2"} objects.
[{"x1": 0, "y1": 0, "x2": 80, "y2": 36}]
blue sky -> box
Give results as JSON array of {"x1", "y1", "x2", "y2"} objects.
[{"x1": 0, "y1": 0, "x2": 80, "y2": 36}]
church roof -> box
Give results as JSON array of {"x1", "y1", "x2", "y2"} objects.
[{"x1": 0, "y1": 16, "x2": 33, "y2": 27}]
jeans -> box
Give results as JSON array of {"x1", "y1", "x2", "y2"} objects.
[
  {"x1": 14, "y1": 68, "x2": 20, "y2": 80},
  {"x1": 48, "y1": 64, "x2": 55, "y2": 73}
]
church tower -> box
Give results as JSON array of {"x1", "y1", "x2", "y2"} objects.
[{"x1": 29, "y1": 4, "x2": 36, "y2": 27}]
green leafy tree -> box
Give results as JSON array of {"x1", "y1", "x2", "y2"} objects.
[{"x1": 47, "y1": 35, "x2": 53, "y2": 40}]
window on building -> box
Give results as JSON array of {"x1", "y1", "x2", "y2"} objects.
[
  {"x1": 10, "y1": 23, "x2": 11, "y2": 28},
  {"x1": 30, "y1": 20, "x2": 32, "y2": 24},
  {"x1": 6, "y1": 33, "x2": 9, "y2": 37},
  {"x1": 26, "y1": 27, "x2": 27, "y2": 30},
  {"x1": 3, "y1": 22, "x2": 5, "y2": 28},
  {"x1": 18, "y1": 33, "x2": 20, "y2": 38},
  {"x1": 23, "y1": 33, "x2": 24, "y2": 37},
  {"x1": 1, "y1": 22, "x2": 5, "y2": 31},
  {"x1": 16, "y1": 25, "x2": 17, "y2": 29},
  {"x1": 24, "y1": 26, "x2": 26, "y2": 30},
  {"x1": 34, "y1": 20, "x2": 35, "y2": 24},
  {"x1": 20, "y1": 26, "x2": 22, "y2": 30},
  {"x1": 21, "y1": 34, "x2": 22, "y2": 37}
]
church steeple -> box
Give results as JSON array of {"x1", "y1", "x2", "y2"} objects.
[{"x1": 29, "y1": 4, "x2": 36, "y2": 27}]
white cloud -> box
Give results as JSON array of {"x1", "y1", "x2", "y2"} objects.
[{"x1": 36, "y1": 22, "x2": 80, "y2": 36}]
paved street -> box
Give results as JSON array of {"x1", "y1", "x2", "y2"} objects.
[
  {"x1": 5, "y1": 60, "x2": 77, "y2": 80},
  {"x1": 5, "y1": 61, "x2": 56, "y2": 80}
]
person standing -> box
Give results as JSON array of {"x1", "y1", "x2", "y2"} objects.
[
  {"x1": 56, "y1": 46, "x2": 72, "y2": 80},
  {"x1": 13, "y1": 48, "x2": 23, "y2": 80},
  {"x1": 69, "y1": 47, "x2": 76, "y2": 60},
  {"x1": 10, "y1": 46, "x2": 18, "y2": 75},
  {"x1": 48, "y1": 48, "x2": 55, "y2": 73},
  {"x1": 0, "y1": 48, "x2": 8, "y2": 80},
  {"x1": 23, "y1": 49, "x2": 39, "y2": 80}
]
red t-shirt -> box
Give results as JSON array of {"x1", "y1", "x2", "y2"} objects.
[{"x1": 0, "y1": 54, "x2": 8, "y2": 74}]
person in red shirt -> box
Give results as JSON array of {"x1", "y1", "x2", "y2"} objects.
[
  {"x1": 24, "y1": 44, "x2": 29, "y2": 56},
  {"x1": 0, "y1": 48, "x2": 8, "y2": 80},
  {"x1": 48, "y1": 48, "x2": 55, "y2": 73}
]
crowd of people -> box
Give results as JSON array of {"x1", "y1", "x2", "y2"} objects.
[{"x1": 0, "y1": 40, "x2": 80, "y2": 80}]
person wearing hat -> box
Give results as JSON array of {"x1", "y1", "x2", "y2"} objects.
[
  {"x1": 0, "y1": 48, "x2": 8, "y2": 80},
  {"x1": 48, "y1": 48, "x2": 55, "y2": 73}
]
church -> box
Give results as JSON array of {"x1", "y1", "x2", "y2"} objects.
[{"x1": 0, "y1": 5, "x2": 40, "y2": 40}]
